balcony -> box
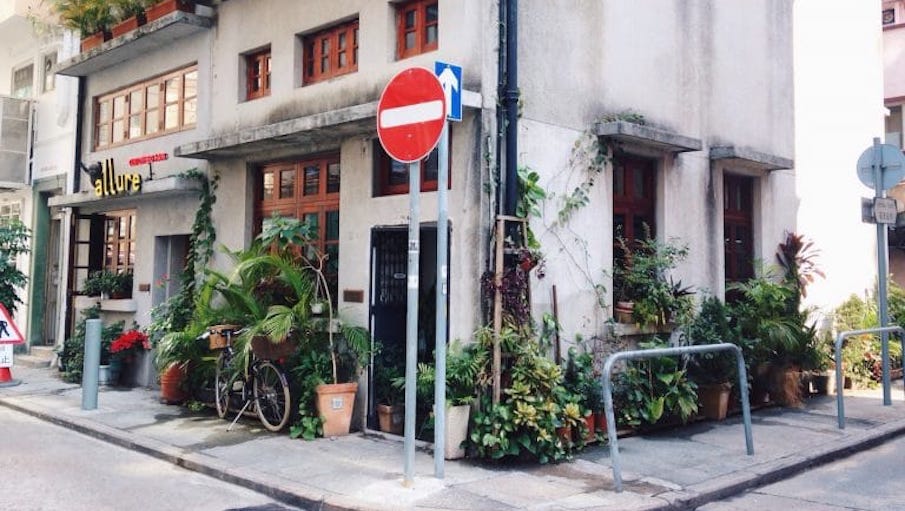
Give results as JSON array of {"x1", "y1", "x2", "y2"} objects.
[
  {"x1": 56, "y1": 9, "x2": 213, "y2": 77},
  {"x1": 0, "y1": 96, "x2": 31, "y2": 189}
]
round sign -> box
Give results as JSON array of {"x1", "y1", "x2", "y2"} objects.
[
  {"x1": 377, "y1": 67, "x2": 446, "y2": 163},
  {"x1": 856, "y1": 143, "x2": 905, "y2": 191}
]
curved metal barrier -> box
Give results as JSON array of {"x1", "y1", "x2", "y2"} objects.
[
  {"x1": 601, "y1": 343, "x2": 753, "y2": 492},
  {"x1": 834, "y1": 326, "x2": 905, "y2": 429}
]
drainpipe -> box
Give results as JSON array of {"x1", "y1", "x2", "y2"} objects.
[
  {"x1": 495, "y1": 0, "x2": 505, "y2": 217},
  {"x1": 73, "y1": 76, "x2": 85, "y2": 194},
  {"x1": 503, "y1": 0, "x2": 519, "y2": 217}
]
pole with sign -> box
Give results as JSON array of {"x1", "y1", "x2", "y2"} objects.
[
  {"x1": 377, "y1": 67, "x2": 446, "y2": 487},
  {"x1": 856, "y1": 138, "x2": 905, "y2": 405},
  {"x1": 0, "y1": 303, "x2": 26, "y2": 387}
]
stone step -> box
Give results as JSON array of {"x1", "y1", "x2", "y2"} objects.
[
  {"x1": 29, "y1": 346, "x2": 56, "y2": 361},
  {"x1": 15, "y1": 354, "x2": 52, "y2": 369}
]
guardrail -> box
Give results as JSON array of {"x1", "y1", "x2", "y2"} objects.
[
  {"x1": 834, "y1": 326, "x2": 905, "y2": 429},
  {"x1": 601, "y1": 343, "x2": 753, "y2": 492}
]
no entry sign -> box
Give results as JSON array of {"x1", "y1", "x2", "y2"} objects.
[{"x1": 377, "y1": 68, "x2": 446, "y2": 163}]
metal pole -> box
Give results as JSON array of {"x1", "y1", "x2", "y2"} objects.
[
  {"x1": 403, "y1": 160, "x2": 421, "y2": 487},
  {"x1": 434, "y1": 123, "x2": 449, "y2": 478},
  {"x1": 601, "y1": 344, "x2": 753, "y2": 492},
  {"x1": 81, "y1": 318, "x2": 102, "y2": 410},
  {"x1": 834, "y1": 326, "x2": 905, "y2": 428},
  {"x1": 873, "y1": 137, "x2": 893, "y2": 406}
]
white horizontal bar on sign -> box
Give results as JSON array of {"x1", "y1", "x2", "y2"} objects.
[{"x1": 379, "y1": 100, "x2": 444, "y2": 128}]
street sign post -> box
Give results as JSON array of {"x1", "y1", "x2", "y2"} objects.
[
  {"x1": 0, "y1": 303, "x2": 25, "y2": 387},
  {"x1": 856, "y1": 138, "x2": 905, "y2": 405},
  {"x1": 377, "y1": 68, "x2": 446, "y2": 487},
  {"x1": 435, "y1": 61, "x2": 462, "y2": 122}
]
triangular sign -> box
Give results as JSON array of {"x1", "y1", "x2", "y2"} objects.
[{"x1": 0, "y1": 304, "x2": 24, "y2": 345}]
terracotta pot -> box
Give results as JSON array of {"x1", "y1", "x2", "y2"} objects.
[
  {"x1": 376, "y1": 403, "x2": 404, "y2": 435},
  {"x1": 697, "y1": 382, "x2": 732, "y2": 420},
  {"x1": 315, "y1": 382, "x2": 358, "y2": 437},
  {"x1": 159, "y1": 363, "x2": 188, "y2": 404},
  {"x1": 596, "y1": 412, "x2": 608, "y2": 433},
  {"x1": 556, "y1": 425, "x2": 572, "y2": 445},
  {"x1": 583, "y1": 413, "x2": 596, "y2": 443},
  {"x1": 146, "y1": 0, "x2": 195, "y2": 23},
  {"x1": 111, "y1": 15, "x2": 143, "y2": 38},
  {"x1": 80, "y1": 31, "x2": 108, "y2": 52}
]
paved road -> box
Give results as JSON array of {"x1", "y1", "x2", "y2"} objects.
[
  {"x1": 0, "y1": 406, "x2": 302, "y2": 511},
  {"x1": 697, "y1": 433, "x2": 905, "y2": 511}
]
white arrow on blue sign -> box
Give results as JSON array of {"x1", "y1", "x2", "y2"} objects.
[{"x1": 435, "y1": 61, "x2": 462, "y2": 122}]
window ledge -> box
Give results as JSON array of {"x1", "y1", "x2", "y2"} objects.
[
  {"x1": 709, "y1": 146, "x2": 793, "y2": 172},
  {"x1": 596, "y1": 121, "x2": 702, "y2": 154},
  {"x1": 48, "y1": 175, "x2": 203, "y2": 209},
  {"x1": 100, "y1": 299, "x2": 137, "y2": 312},
  {"x1": 607, "y1": 322, "x2": 675, "y2": 338},
  {"x1": 56, "y1": 10, "x2": 213, "y2": 77},
  {"x1": 73, "y1": 295, "x2": 100, "y2": 309}
]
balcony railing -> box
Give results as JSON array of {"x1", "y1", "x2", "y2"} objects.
[{"x1": 0, "y1": 96, "x2": 31, "y2": 188}]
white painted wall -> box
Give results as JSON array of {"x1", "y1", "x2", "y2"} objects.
[{"x1": 794, "y1": 0, "x2": 884, "y2": 317}]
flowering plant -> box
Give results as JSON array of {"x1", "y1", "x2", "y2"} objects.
[{"x1": 110, "y1": 329, "x2": 150, "y2": 358}]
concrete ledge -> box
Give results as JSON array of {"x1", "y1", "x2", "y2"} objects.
[
  {"x1": 596, "y1": 121, "x2": 703, "y2": 153},
  {"x1": 709, "y1": 146, "x2": 793, "y2": 171},
  {"x1": 48, "y1": 175, "x2": 202, "y2": 208}
]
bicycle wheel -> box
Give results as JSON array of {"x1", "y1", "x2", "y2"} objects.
[
  {"x1": 253, "y1": 360, "x2": 291, "y2": 432},
  {"x1": 214, "y1": 350, "x2": 232, "y2": 419}
]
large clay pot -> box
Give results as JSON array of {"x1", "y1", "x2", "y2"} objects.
[
  {"x1": 697, "y1": 382, "x2": 732, "y2": 420},
  {"x1": 146, "y1": 0, "x2": 195, "y2": 23},
  {"x1": 445, "y1": 404, "x2": 471, "y2": 459},
  {"x1": 377, "y1": 404, "x2": 404, "y2": 435},
  {"x1": 315, "y1": 382, "x2": 358, "y2": 437},
  {"x1": 159, "y1": 363, "x2": 188, "y2": 404}
]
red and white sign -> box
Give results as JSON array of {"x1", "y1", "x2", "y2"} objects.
[
  {"x1": 0, "y1": 304, "x2": 24, "y2": 345},
  {"x1": 377, "y1": 67, "x2": 446, "y2": 163},
  {"x1": 129, "y1": 152, "x2": 168, "y2": 167}
]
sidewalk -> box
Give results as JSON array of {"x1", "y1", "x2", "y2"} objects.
[{"x1": 2, "y1": 366, "x2": 905, "y2": 511}]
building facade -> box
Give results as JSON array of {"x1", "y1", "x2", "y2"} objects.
[{"x1": 50, "y1": 1, "x2": 796, "y2": 428}]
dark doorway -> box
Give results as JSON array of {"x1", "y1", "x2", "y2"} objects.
[{"x1": 368, "y1": 225, "x2": 441, "y2": 432}]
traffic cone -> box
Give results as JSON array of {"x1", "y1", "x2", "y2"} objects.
[{"x1": 0, "y1": 367, "x2": 12, "y2": 383}]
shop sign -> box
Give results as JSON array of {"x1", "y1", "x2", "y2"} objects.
[
  {"x1": 93, "y1": 158, "x2": 142, "y2": 198},
  {"x1": 129, "y1": 152, "x2": 168, "y2": 166}
]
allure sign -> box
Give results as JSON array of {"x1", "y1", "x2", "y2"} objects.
[{"x1": 93, "y1": 158, "x2": 142, "y2": 197}]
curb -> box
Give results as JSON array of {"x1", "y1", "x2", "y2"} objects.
[{"x1": 3, "y1": 394, "x2": 905, "y2": 511}]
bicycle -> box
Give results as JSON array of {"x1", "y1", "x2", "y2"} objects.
[{"x1": 207, "y1": 325, "x2": 292, "y2": 432}]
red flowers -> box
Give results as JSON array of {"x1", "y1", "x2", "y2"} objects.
[{"x1": 110, "y1": 330, "x2": 150, "y2": 354}]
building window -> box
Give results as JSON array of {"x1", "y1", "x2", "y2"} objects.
[
  {"x1": 104, "y1": 210, "x2": 136, "y2": 274},
  {"x1": 246, "y1": 48, "x2": 271, "y2": 100},
  {"x1": 0, "y1": 203, "x2": 21, "y2": 225},
  {"x1": 12, "y1": 64, "x2": 34, "y2": 99},
  {"x1": 396, "y1": 0, "x2": 438, "y2": 59},
  {"x1": 95, "y1": 65, "x2": 197, "y2": 149},
  {"x1": 43, "y1": 52, "x2": 57, "y2": 93},
  {"x1": 257, "y1": 155, "x2": 341, "y2": 299},
  {"x1": 303, "y1": 19, "x2": 359, "y2": 85},
  {"x1": 884, "y1": 8, "x2": 896, "y2": 25},
  {"x1": 374, "y1": 139, "x2": 450, "y2": 196},
  {"x1": 613, "y1": 154, "x2": 656, "y2": 246},
  {"x1": 724, "y1": 174, "x2": 754, "y2": 285}
]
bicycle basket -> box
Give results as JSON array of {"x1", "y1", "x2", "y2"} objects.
[
  {"x1": 251, "y1": 335, "x2": 297, "y2": 360},
  {"x1": 209, "y1": 324, "x2": 241, "y2": 350}
]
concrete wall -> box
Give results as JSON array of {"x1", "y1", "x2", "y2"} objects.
[
  {"x1": 795, "y1": 0, "x2": 884, "y2": 317},
  {"x1": 517, "y1": 1, "x2": 796, "y2": 341}
]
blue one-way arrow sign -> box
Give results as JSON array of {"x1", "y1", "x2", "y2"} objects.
[{"x1": 435, "y1": 61, "x2": 462, "y2": 122}]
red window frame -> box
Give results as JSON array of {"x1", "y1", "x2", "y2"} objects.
[
  {"x1": 396, "y1": 0, "x2": 438, "y2": 60},
  {"x1": 613, "y1": 154, "x2": 656, "y2": 245},
  {"x1": 724, "y1": 174, "x2": 754, "y2": 284},
  {"x1": 374, "y1": 139, "x2": 451, "y2": 196},
  {"x1": 303, "y1": 20, "x2": 359, "y2": 85},
  {"x1": 246, "y1": 48, "x2": 271, "y2": 100}
]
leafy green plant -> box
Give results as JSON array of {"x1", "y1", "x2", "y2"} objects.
[
  {"x1": 0, "y1": 220, "x2": 29, "y2": 314},
  {"x1": 727, "y1": 268, "x2": 801, "y2": 367},
  {"x1": 683, "y1": 296, "x2": 740, "y2": 385},
  {"x1": 51, "y1": 0, "x2": 114, "y2": 35},
  {"x1": 562, "y1": 347, "x2": 603, "y2": 414},
  {"x1": 614, "y1": 339, "x2": 698, "y2": 428},
  {"x1": 59, "y1": 306, "x2": 124, "y2": 382},
  {"x1": 111, "y1": 0, "x2": 151, "y2": 21},
  {"x1": 289, "y1": 350, "x2": 331, "y2": 440}
]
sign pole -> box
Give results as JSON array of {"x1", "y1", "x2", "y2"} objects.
[
  {"x1": 872, "y1": 137, "x2": 893, "y2": 405},
  {"x1": 403, "y1": 160, "x2": 421, "y2": 487},
  {"x1": 434, "y1": 122, "x2": 449, "y2": 478}
]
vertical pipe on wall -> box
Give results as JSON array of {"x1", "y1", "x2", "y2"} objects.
[{"x1": 503, "y1": 0, "x2": 519, "y2": 217}]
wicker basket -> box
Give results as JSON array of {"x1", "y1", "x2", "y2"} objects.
[
  {"x1": 251, "y1": 335, "x2": 297, "y2": 360},
  {"x1": 209, "y1": 324, "x2": 241, "y2": 350}
]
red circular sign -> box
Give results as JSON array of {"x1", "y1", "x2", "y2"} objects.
[{"x1": 377, "y1": 67, "x2": 446, "y2": 163}]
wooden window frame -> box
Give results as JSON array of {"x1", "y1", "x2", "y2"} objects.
[
  {"x1": 303, "y1": 19, "x2": 359, "y2": 85},
  {"x1": 374, "y1": 138, "x2": 451, "y2": 196},
  {"x1": 612, "y1": 154, "x2": 656, "y2": 245},
  {"x1": 396, "y1": 0, "x2": 438, "y2": 60},
  {"x1": 246, "y1": 48, "x2": 272, "y2": 100},
  {"x1": 723, "y1": 174, "x2": 754, "y2": 284},
  {"x1": 94, "y1": 65, "x2": 198, "y2": 150},
  {"x1": 103, "y1": 210, "x2": 136, "y2": 274}
]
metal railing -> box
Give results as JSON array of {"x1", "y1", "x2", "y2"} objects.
[
  {"x1": 834, "y1": 326, "x2": 905, "y2": 429},
  {"x1": 601, "y1": 343, "x2": 754, "y2": 492}
]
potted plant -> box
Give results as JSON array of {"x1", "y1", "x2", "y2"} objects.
[
  {"x1": 684, "y1": 296, "x2": 738, "y2": 420},
  {"x1": 51, "y1": 0, "x2": 115, "y2": 51},
  {"x1": 110, "y1": 0, "x2": 150, "y2": 38},
  {"x1": 145, "y1": 0, "x2": 195, "y2": 23},
  {"x1": 563, "y1": 347, "x2": 603, "y2": 442},
  {"x1": 110, "y1": 328, "x2": 150, "y2": 386},
  {"x1": 375, "y1": 360, "x2": 405, "y2": 435}
]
